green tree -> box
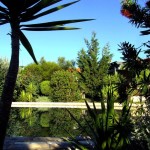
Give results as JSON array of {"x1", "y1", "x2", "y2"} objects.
[
  {"x1": 20, "y1": 63, "x2": 43, "y2": 84},
  {"x1": 0, "y1": 0, "x2": 92, "y2": 146},
  {"x1": 77, "y1": 33, "x2": 112, "y2": 101},
  {"x1": 51, "y1": 70, "x2": 81, "y2": 102},
  {"x1": 40, "y1": 58, "x2": 61, "y2": 80},
  {"x1": 18, "y1": 59, "x2": 61, "y2": 91},
  {"x1": 99, "y1": 44, "x2": 113, "y2": 82},
  {"x1": 57, "y1": 57, "x2": 76, "y2": 70}
]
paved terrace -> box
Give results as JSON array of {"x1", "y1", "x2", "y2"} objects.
[{"x1": 4, "y1": 137, "x2": 93, "y2": 150}]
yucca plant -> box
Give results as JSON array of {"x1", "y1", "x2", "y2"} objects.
[
  {"x1": 67, "y1": 84, "x2": 134, "y2": 150},
  {"x1": 0, "y1": 0, "x2": 93, "y2": 148}
]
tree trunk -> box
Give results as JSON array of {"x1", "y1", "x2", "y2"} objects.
[{"x1": 0, "y1": 23, "x2": 20, "y2": 149}]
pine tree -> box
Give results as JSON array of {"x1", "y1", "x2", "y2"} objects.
[{"x1": 77, "y1": 33, "x2": 112, "y2": 101}]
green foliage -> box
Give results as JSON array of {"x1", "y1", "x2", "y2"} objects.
[
  {"x1": 51, "y1": 70, "x2": 81, "y2": 102},
  {"x1": 21, "y1": 59, "x2": 61, "y2": 81},
  {"x1": 16, "y1": 59, "x2": 61, "y2": 99},
  {"x1": 99, "y1": 43, "x2": 113, "y2": 78},
  {"x1": 6, "y1": 109, "x2": 23, "y2": 136},
  {"x1": 121, "y1": 1, "x2": 150, "y2": 56},
  {"x1": 68, "y1": 85, "x2": 134, "y2": 150},
  {"x1": 36, "y1": 96, "x2": 51, "y2": 112},
  {"x1": 118, "y1": 40, "x2": 150, "y2": 149},
  {"x1": 77, "y1": 33, "x2": 112, "y2": 100},
  {"x1": 0, "y1": 58, "x2": 9, "y2": 78},
  {"x1": 35, "y1": 96, "x2": 51, "y2": 102},
  {"x1": 7, "y1": 108, "x2": 41, "y2": 136},
  {"x1": 67, "y1": 36, "x2": 150, "y2": 149},
  {"x1": 39, "y1": 58, "x2": 61, "y2": 80},
  {"x1": 101, "y1": 84, "x2": 118, "y2": 101},
  {"x1": 40, "y1": 112, "x2": 50, "y2": 128},
  {"x1": 48, "y1": 108, "x2": 83, "y2": 137},
  {"x1": 57, "y1": 57, "x2": 75, "y2": 70},
  {"x1": 40, "y1": 80, "x2": 51, "y2": 96},
  {"x1": 18, "y1": 83, "x2": 37, "y2": 126},
  {"x1": 20, "y1": 63, "x2": 43, "y2": 84},
  {"x1": 26, "y1": 82, "x2": 38, "y2": 96},
  {"x1": 121, "y1": 1, "x2": 150, "y2": 36},
  {"x1": 0, "y1": 58, "x2": 9, "y2": 96},
  {"x1": 131, "y1": 69, "x2": 150, "y2": 149},
  {"x1": 18, "y1": 90, "x2": 33, "y2": 102}
]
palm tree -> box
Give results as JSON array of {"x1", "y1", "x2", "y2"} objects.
[{"x1": 0, "y1": 0, "x2": 93, "y2": 148}]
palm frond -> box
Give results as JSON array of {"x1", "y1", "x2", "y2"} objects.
[
  {"x1": 20, "y1": 0, "x2": 62, "y2": 22},
  {"x1": 23, "y1": 0, "x2": 41, "y2": 9},
  {"x1": 19, "y1": 30, "x2": 38, "y2": 64},
  {"x1": 0, "y1": 0, "x2": 27, "y2": 13},
  {"x1": 22, "y1": 0, "x2": 80, "y2": 22},
  {"x1": 0, "y1": 20, "x2": 8, "y2": 25},
  {"x1": 0, "y1": 5, "x2": 8, "y2": 14},
  {"x1": 21, "y1": 19, "x2": 94, "y2": 28},
  {"x1": 21, "y1": 26, "x2": 80, "y2": 31},
  {"x1": 0, "y1": 0, "x2": 10, "y2": 8}
]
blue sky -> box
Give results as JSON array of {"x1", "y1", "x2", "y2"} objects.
[{"x1": 0, "y1": 0, "x2": 149, "y2": 66}]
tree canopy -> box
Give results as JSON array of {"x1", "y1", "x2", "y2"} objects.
[{"x1": 77, "y1": 32, "x2": 112, "y2": 101}]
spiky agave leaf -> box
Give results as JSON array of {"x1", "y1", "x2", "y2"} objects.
[{"x1": 85, "y1": 100, "x2": 97, "y2": 122}]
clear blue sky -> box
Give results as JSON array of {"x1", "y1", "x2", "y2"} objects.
[{"x1": 0, "y1": 0, "x2": 149, "y2": 66}]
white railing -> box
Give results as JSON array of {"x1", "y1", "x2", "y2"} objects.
[{"x1": 11, "y1": 102, "x2": 145, "y2": 110}]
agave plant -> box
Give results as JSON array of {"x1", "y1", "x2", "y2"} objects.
[
  {"x1": 0, "y1": 0, "x2": 92, "y2": 148},
  {"x1": 67, "y1": 84, "x2": 134, "y2": 150}
]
